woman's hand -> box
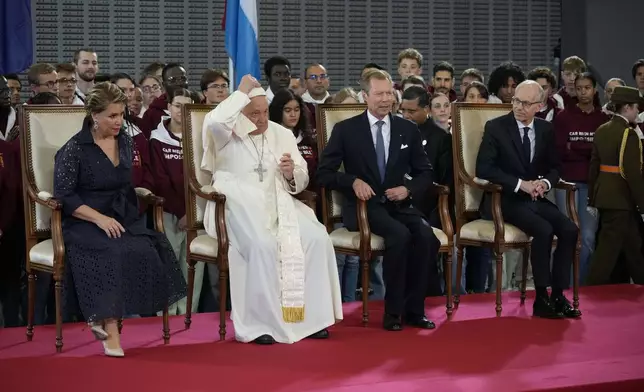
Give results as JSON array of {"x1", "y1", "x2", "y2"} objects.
[{"x1": 95, "y1": 215, "x2": 126, "y2": 238}]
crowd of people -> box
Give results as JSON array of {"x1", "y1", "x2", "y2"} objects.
[{"x1": 1, "y1": 46, "x2": 644, "y2": 356}]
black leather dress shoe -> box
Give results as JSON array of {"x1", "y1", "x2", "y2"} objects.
[
  {"x1": 533, "y1": 296, "x2": 564, "y2": 319},
  {"x1": 306, "y1": 329, "x2": 329, "y2": 339},
  {"x1": 253, "y1": 334, "x2": 276, "y2": 345},
  {"x1": 553, "y1": 295, "x2": 582, "y2": 318},
  {"x1": 383, "y1": 314, "x2": 403, "y2": 331},
  {"x1": 404, "y1": 314, "x2": 436, "y2": 329}
]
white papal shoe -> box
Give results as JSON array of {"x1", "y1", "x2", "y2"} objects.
[{"x1": 102, "y1": 341, "x2": 125, "y2": 357}]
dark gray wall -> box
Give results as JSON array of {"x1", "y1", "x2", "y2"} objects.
[
  {"x1": 31, "y1": 0, "x2": 561, "y2": 92},
  {"x1": 561, "y1": 0, "x2": 642, "y2": 91}
]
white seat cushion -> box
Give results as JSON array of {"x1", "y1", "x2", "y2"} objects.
[
  {"x1": 329, "y1": 226, "x2": 449, "y2": 251},
  {"x1": 460, "y1": 219, "x2": 529, "y2": 243},
  {"x1": 329, "y1": 227, "x2": 385, "y2": 251},
  {"x1": 30, "y1": 239, "x2": 54, "y2": 267},
  {"x1": 189, "y1": 234, "x2": 219, "y2": 257}
]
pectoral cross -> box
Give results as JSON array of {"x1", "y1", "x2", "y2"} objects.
[{"x1": 253, "y1": 162, "x2": 267, "y2": 182}]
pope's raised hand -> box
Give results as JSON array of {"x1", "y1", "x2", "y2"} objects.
[{"x1": 239, "y1": 74, "x2": 262, "y2": 94}]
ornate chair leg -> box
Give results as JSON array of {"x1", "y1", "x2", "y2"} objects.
[
  {"x1": 520, "y1": 247, "x2": 530, "y2": 305},
  {"x1": 54, "y1": 280, "x2": 63, "y2": 353},
  {"x1": 361, "y1": 258, "x2": 370, "y2": 326},
  {"x1": 162, "y1": 303, "x2": 170, "y2": 344},
  {"x1": 454, "y1": 245, "x2": 464, "y2": 305},
  {"x1": 117, "y1": 319, "x2": 123, "y2": 334},
  {"x1": 26, "y1": 271, "x2": 36, "y2": 341},
  {"x1": 185, "y1": 259, "x2": 196, "y2": 329},
  {"x1": 573, "y1": 241, "x2": 580, "y2": 310},
  {"x1": 445, "y1": 250, "x2": 453, "y2": 316},
  {"x1": 495, "y1": 251, "x2": 504, "y2": 317},
  {"x1": 219, "y1": 268, "x2": 228, "y2": 341}
]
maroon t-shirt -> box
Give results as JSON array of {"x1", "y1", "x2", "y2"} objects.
[
  {"x1": 554, "y1": 105, "x2": 610, "y2": 182},
  {"x1": 557, "y1": 87, "x2": 601, "y2": 110},
  {"x1": 140, "y1": 93, "x2": 169, "y2": 139},
  {"x1": 534, "y1": 96, "x2": 562, "y2": 122},
  {"x1": 149, "y1": 122, "x2": 185, "y2": 218},
  {"x1": 297, "y1": 138, "x2": 318, "y2": 190}
]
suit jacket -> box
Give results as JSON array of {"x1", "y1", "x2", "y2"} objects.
[
  {"x1": 415, "y1": 119, "x2": 453, "y2": 226},
  {"x1": 316, "y1": 111, "x2": 433, "y2": 229},
  {"x1": 588, "y1": 115, "x2": 644, "y2": 211},
  {"x1": 475, "y1": 112, "x2": 560, "y2": 214}
]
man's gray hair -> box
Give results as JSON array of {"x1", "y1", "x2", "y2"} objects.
[
  {"x1": 361, "y1": 69, "x2": 393, "y2": 94},
  {"x1": 516, "y1": 79, "x2": 546, "y2": 102}
]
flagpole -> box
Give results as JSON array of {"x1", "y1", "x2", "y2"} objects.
[{"x1": 229, "y1": 57, "x2": 235, "y2": 92}]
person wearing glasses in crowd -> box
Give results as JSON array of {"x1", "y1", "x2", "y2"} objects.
[
  {"x1": 200, "y1": 69, "x2": 230, "y2": 105},
  {"x1": 140, "y1": 63, "x2": 189, "y2": 138},
  {"x1": 139, "y1": 74, "x2": 163, "y2": 118},
  {"x1": 26, "y1": 63, "x2": 58, "y2": 103},
  {"x1": 56, "y1": 63, "x2": 84, "y2": 105}
]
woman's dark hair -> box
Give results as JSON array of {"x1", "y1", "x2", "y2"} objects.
[
  {"x1": 575, "y1": 72, "x2": 598, "y2": 88},
  {"x1": 606, "y1": 102, "x2": 635, "y2": 114},
  {"x1": 487, "y1": 61, "x2": 525, "y2": 96},
  {"x1": 109, "y1": 72, "x2": 139, "y2": 134},
  {"x1": 110, "y1": 72, "x2": 136, "y2": 86},
  {"x1": 464, "y1": 81, "x2": 490, "y2": 100},
  {"x1": 269, "y1": 88, "x2": 312, "y2": 144},
  {"x1": 30, "y1": 92, "x2": 61, "y2": 105},
  {"x1": 167, "y1": 86, "x2": 193, "y2": 103}
]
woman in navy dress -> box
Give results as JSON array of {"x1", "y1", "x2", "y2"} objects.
[{"x1": 54, "y1": 82, "x2": 186, "y2": 357}]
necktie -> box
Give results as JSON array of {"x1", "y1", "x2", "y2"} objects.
[
  {"x1": 375, "y1": 120, "x2": 386, "y2": 182},
  {"x1": 522, "y1": 127, "x2": 531, "y2": 164}
]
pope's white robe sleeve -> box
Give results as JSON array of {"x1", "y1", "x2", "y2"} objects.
[{"x1": 203, "y1": 91, "x2": 256, "y2": 151}]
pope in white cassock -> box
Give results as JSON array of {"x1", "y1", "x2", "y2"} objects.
[{"x1": 201, "y1": 74, "x2": 343, "y2": 345}]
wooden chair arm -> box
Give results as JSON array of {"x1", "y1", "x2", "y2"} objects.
[
  {"x1": 135, "y1": 187, "x2": 165, "y2": 206},
  {"x1": 470, "y1": 177, "x2": 503, "y2": 193},
  {"x1": 34, "y1": 191, "x2": 63, "y2": 210},
  {"x1": 191, "y1": 181, "x2": 227, "y2": 203},
  {"x1": 294, "y1": 189, "x2": 317, "y2": 210},
  {"x1": 555, "y1": 180, "x2": 580, "y2": 228},
  {"x1": 430, "y1": 183, "x2": 454, "y2": 239},
  {"x1": 356, "y1": 199, "x2": 374, "y2": 261}
]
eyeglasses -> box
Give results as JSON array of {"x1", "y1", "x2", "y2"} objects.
[
  {"x1": 38, "y1": 80, "x2": 59, "y2": 89},
  {"x1": 511, "y1": 97, "x2": 541, "y2": 109},
  {"x1": 58, "y1": 78, "x2": 77, "y2": 85},
  {"x1": 167, "y1": 75, "x2": 187, "y2": 83},
  {"x1": 307, "y1": 74, "x2": 328, "y2": 81},
  {"x1": 142, "y1": 84, "x2": 160, "y2": 93},
  {"x1": 207, "y1": 83, "x2": 229, "y2": 90}
]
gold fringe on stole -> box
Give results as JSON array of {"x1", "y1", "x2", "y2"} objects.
[
  {"x1": 282, "y1": 306, "x2": 305, "y2": 323},
  {"x1": 619, "y1": 128, "x2": 644, "y2": 179}
]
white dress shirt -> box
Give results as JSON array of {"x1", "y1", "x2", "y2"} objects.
[
  {"x1": 367, "y1": 110, "x2": 391, "y2": 161},
  {"x1": 514, "y1": 119, "x2": 551, "y2": 193}
]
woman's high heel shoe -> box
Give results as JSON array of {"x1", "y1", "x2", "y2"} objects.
[
  {"x1": 102, "y1": 341, "x2": 125, "y2": 357},
  {"x1": 88, "y1": 322, "x2": 108, "y2": 341}
]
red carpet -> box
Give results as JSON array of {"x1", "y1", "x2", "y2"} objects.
[{"x1": 1, "y1": 285, "x2": 644, "y2": 392}]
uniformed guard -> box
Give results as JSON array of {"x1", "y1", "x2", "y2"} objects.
[{"x1": 587, "y1": 86, "x2": 644, "y2": 285}]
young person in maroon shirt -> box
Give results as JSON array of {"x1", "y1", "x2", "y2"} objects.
[
  {"x1": 553, "y1": 72, "x2": 609, "y2": 284},
  {"x1": 557, "y1": 56, "x2": 601, "y2": 109},
  {"x1": 111, "y1": 73, "x2": 154, "y2": 193},
  {"x1": 149, "y1": 86, "x2": 200, "y2": 315},
  {"x1": 268, "y1": 88, "x2": 317, "y2": 191},
  {"x1": 140, "y1": 63, "x2": 189, "y2": 139}
]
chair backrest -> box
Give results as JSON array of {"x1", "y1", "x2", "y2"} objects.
[
  {"x1": 20, "y1": 105, "x2": 87, "y2": 236},
  {"x1": 181, "y1": 104, "x2": 216, "y2": 229},
  {"x1": 451, "y1": 103, "x2": 512, "y2": 220},
  {"x1": 316, "y1": 103, "x2": 367, "y2": 230}
]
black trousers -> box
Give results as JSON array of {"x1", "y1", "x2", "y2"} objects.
[
  {"x1": 362, "y1": 204, "x2": 440, "y2": 316},
  {"x1": 501, "y1": 199, "x2": 578, "y2": 290},
  {"x1": 588, "y1": 210, "x2": 644, "y2": 285},
  {"x1": 0, "y1": 227, "x2": 26, "y2": 327}
]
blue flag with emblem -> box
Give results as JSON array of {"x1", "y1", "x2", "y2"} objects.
[{"x1": 0, "y1": 0, "x2": 33, "y2": 74}]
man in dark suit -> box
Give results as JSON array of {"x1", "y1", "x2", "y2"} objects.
[
  {"x1": 476, "y1": 80, "x2": 581, "y2": 319},
  {"x1": 317, "y1": 69, "x2": 440, "y2": 331}
]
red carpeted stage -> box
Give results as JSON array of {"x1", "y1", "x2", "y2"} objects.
[{"x1": 1, "y1": 285, "x2": 643, "y2": 392}]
